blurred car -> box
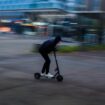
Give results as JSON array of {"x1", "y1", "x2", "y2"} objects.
[{"x1": 0, "y1": 26, "x2": 11, "y2": 33}]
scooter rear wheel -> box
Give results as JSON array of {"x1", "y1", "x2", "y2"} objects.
[
  {"x1": 34, "y1": 73, "x2": 41, "y2": 79},
  {"x1": 56, "y1": 75, "x2": 63, "y2": 82}
]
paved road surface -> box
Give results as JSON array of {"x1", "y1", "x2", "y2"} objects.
[{"x1": 0, "y1": 53, "x2": 105, "y2": 105}]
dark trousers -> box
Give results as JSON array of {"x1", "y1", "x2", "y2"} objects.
[{"x1": 40, "y1": 52, "x2": 51, "y2": 74}]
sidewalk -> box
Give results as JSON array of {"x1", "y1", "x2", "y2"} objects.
[{"x1": 0, "y1": 34, "x2": 80, "y2": 56}]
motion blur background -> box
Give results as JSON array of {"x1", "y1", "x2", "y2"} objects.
[{"x1": 0, "y1": 0, "x2": 105, "y2": 44}]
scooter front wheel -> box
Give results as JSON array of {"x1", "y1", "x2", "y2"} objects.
[
  {"x1": 34, "y1": 73, "x2": 41, "y2": 80},
  {"x1": 56, "y1": 75, "x2": 63, "y2": 82}
]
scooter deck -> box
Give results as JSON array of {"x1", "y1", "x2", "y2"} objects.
[
  {"x1": 40, "y1": 75, "x2": 55, "y2": 79},
  {"x1": 34, "y1": 73, "x2": 63, "y2": 82}
]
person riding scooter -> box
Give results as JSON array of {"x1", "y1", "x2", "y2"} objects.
[{"x1": 39, "y1": 36, "x2": 61, "y2": 78}]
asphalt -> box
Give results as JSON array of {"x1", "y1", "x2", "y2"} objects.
[
  {"x1": 0, "y1": 52, "x2": 105, "y2": 105},
  {"x1": 0, "y1": 33, "x2": 105, "y2": 105}
]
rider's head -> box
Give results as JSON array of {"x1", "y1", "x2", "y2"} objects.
[{"x1": 54, "y1": 35, "x2": 61, "y2": 44}]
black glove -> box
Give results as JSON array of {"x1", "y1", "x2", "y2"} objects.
[{"x1": 53, "y1": 47, "x2": 57, "y2": 52}]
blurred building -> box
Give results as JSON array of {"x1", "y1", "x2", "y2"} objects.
[
  {"x1": 0, "y1": 12, "x2": 24, "y2": 19},
  {"x1": 0, "y1": 0, "x2": 104, "y2": 40},
  {"x1": 66, "y1": 0, "x2": 87, "y2": 12},
  {"x1": 0, "y1": 0, "x2": 67, "y2": 19},
  {"x1": 78, "y1": 0, "x2": 105, "y2": 20},
  {"x1": 0, "y1": 0, "x2": 89, "y2": 19},
  {"x1": 0, "y1": 0, "x2": 87, "y2": 12},
  {"x1": 86, "y1": 0, "x2": 105, "y2": 12}
]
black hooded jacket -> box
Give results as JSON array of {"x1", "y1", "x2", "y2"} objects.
[{"x1": 39, "y1": 39, "x2": 56, "y2": 54}]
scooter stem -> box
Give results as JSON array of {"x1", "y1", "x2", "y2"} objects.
[{"x1": 54, "y1": 51, "x2": 60, "y2": 73}]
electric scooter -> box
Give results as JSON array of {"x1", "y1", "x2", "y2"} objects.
[{"x1": 34, "y1": 51, "x2": 63, "y2": 82}]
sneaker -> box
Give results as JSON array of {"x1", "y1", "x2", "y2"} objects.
[
  {"x1": 46, "y1": 73, "x2": 54, "y2": 78},
  {"x1": 41, "y1": 73, "x2": 46, "y2": 76}
]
